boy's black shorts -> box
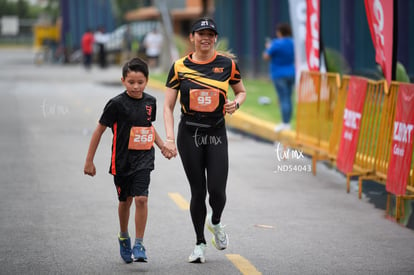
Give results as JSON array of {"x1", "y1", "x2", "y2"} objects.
[{"x1": 114, "y1": 169, "x2": 151, "y2": 201}]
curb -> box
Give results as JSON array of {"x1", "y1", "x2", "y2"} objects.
[{"x1": 148, "y1": 79, "x2": 166, "y2": 91}]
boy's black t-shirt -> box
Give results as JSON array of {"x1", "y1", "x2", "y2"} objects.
[{"x1": 99, "y1": 91, "x2": 156, "y2": 176}]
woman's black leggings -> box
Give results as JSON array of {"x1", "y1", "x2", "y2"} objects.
[{"x1": 177, "y1": 120, "x2": 229, "y2": 244}]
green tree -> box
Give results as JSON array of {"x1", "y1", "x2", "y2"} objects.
[
  {"x1": 0, "y1": 0, "x2": 49, "y2": 19},
  {"x1": 0, "y1": 0, "x2": 17, "y2": 16},
  {"x1": 42, "y1": 0, "x2": 59, "y2": 22},
  {"x1": 16, "y1": 0, "x2": 29, "y2": 17},
  {"x1": 114, "y1": 0, "x2": 150, "y2": 24}
]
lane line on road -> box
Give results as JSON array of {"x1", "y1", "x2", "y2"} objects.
[
  {"x1": 168, "y1": 193, "x2": 262, "y2": 273},
  {"x1": 226, "y1": 254, "x2": 262, "y2": 275},
  {"x1": 168, "y1": 192, "x2": 189, "y2": 210}
]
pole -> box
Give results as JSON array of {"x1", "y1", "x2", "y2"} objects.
[
  {"x1": 391, "y1": 0, "x2": 398, "y2": 81},
  {"x1": 156, "y1": 0, "x2": 179, "y2": 66}
]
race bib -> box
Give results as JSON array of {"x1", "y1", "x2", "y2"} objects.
[
  {"x1": 128, "y1": 126, "x2": 155, "y2": 150},
  {"x1": 189, "y1": 89, "x2": 220, "y2": 112}
]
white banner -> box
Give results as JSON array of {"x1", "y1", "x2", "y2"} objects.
[
  {"x1": 1, "y1": 16, "x2": 19, "y2": 36},
  {"x1": 288, "y1": 0, "x2": 308, "y2": 86}
]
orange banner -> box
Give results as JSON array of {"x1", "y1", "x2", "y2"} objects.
[
  {"x1": 336, "y1": 76, "x2": 368, "y2": 173},
  {"x1": 386, "y1": 83, "x2": 414, "y2": 195}
]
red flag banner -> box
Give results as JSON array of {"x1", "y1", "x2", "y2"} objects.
[
  {"x1": 364, "y1": 0, "x2": 394, "y2": 88},
  {"x1": 306, "y1": 0, "x2": 320, "y2": 71},
  {"x1": 386, "y1": 83, "x2": 414, "y2": 195},
  {"x1": 336, "y1": 76, "x2": 368, "y2": 174}
]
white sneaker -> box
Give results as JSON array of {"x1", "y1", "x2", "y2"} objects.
[
  {"x1": 284, "y1": 123, "x2": 291, "y2": 130},
  {"x1": 188, "y1": 243, "x2": 206, "y2": 263},
  {"x1": 206, "y1": 213, "x2": 228, "y2": 250},
  {"x1": 274, "y1": 123, "x2": 291, "y2": 132}
]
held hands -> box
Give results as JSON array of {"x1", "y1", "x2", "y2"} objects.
[
  {"x1": 224, "y1": 99, "x2": 238, "y2": 115},
  {"x1": 161, "y1": 140, "x2": 177, "y2": 160}
]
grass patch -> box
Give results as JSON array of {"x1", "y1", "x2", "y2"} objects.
[
  {"x1": 150, "y1": 72, "x2": 168, "y2": 85},
  {"x1": 236, "y1": 78, "x2": 280, "y2": 123}
]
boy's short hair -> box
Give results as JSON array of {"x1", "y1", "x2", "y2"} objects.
[{"x1": 122, "y1": 57, "x2": 149, "y2": 79}]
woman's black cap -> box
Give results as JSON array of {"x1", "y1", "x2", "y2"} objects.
[{"x1": 191, "y1": 18, "x2": 218, "y2": 34}]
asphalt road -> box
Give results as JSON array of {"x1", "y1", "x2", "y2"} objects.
[{"x1": 0, "y1": 48, "x2": 413, "y2": 275}]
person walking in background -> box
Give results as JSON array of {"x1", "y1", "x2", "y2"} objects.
[
  {"x1": 81, "y1": 28, "x2": 94, "y2": 70},
  {"x1": 143, "y1": 28, "x2": 163, "y2": 69},
  {"x1": 163, "y1": 18, "x2": 247, "y2": 263},
  {"x1": 263, "y1": 23, "x2": 295, "y2": 132},
  {"x1": 83, "y1": 58, "x2": 171, "y2": 264},
  {"x1": 122, "y1": 25, "x2": 133, "y2": 64},
  {"x1": 94, "y1": 26, "x2": 109, "y2": 68}
]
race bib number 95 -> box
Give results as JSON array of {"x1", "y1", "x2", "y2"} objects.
[
  {"x1": 189, "y1": 89, "x2": 220, "y2": 112},
  {"x1": 128, "y1": 126, "x2": 154, "y2": 150}
]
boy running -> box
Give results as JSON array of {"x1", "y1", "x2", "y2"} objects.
[{"x1": 84, "y1": 57, "x2": 170, "y2": 263}]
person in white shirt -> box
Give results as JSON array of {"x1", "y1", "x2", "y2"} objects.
[
  {"x1": 94, "y1": 26, "x2": 109, "y2": 68},
  {"x1": 143, "y1": 28, "x2": 163, "y2": 68}
]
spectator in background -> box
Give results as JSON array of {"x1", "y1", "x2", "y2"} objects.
[
  {"x1": 81, "y1": 28, "x2": 94, "y2": 70},
  {"x1": 143, "y1": 28, "x2": 163, "y2": 69},
  {"x1": 94, "y1": 26, "x2": 109, "y2": 68},
  {"x1": 122, "y1": 25, "x2": 133, "y2": 63},
  {"x1": 262, "y1": 23, "x2": 295, "y2": 132}
]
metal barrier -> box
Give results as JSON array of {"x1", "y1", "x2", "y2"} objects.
[
  {"x1": 375, "y1": 83, "x2": 414, "y2": 221},
  {"x1": 293, "y1": 73, "x2": 414, "y2": 224},
  {"x1": 318, "y1": 73, "x2": 342, "y2": 153},
  {"x1": 328, "y1": 76, "x2": 349, "y2": 160},
  {"x1": 292, "y1": 71, "x2": 340, "y2": 174},
  {"x1": 345, "y1": 80, "x2": 386, "y2": 194},
  {"x1": 312, "y1": 75, "x2": 347, "y2": 175},
  {"x1": 357, "y1": 82, "x2": 397, "y2": 195},
  {"x1": 295, "y1": 71, "x2": 321, "y2": 151},
  {"x1": 401, "y1": 153, "x2": 414, "y2": 220},
  {"x1": 355, "y1": 83, "x2": 413, "y2": 222},
  {"x1": 33, "y1": 24, "x2": 61, "y2": 64}
]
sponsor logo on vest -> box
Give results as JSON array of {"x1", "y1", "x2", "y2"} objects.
[{"x1": 212, "y1": 67, "x2": 224, "y2": 73}]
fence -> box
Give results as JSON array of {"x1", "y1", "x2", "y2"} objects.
[
  {"x1": 289, "y1": 71, "x2": 341, "y2": 175},
  {"x1": 287, "y1": 71, "x2": 414, "y2": 223},
  {"x1": 0, "y1": 18, "x2": 36, "y2": 45}
]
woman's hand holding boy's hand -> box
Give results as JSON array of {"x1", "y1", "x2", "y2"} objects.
[{"x1": 161, "y1": 141, "x2": 177, "y2": 160}]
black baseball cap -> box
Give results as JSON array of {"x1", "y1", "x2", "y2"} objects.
[{"x1": 191, "y1": 18, "x2": 218, "y2": 34}]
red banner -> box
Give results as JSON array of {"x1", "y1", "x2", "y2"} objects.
[
  {"x1": 336, "y1": 77, "x2": 368, "y2": 174},
  {"x1": 306, "y1": 0, "x2": 320, "y2": 71},
  {"x1": 364, "y1": 0, "x2": 394, "y2": 88},
  {"x1": 386, "y1": 83, "x2": 414, "y2": 195}
]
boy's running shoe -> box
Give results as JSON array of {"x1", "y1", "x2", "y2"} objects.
[
  {"x1": 132, "y1": 242, "x2": 147, "y2": 262},
  {"x1": 118, "y1": 234, "x2": 133, "y2": 264},
  {"x1": 188, "y1": 243, "x2": 206, "y2": 263},
  {"x1": 206, "y1": 213, "x2": 228, "y2": 250}
]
